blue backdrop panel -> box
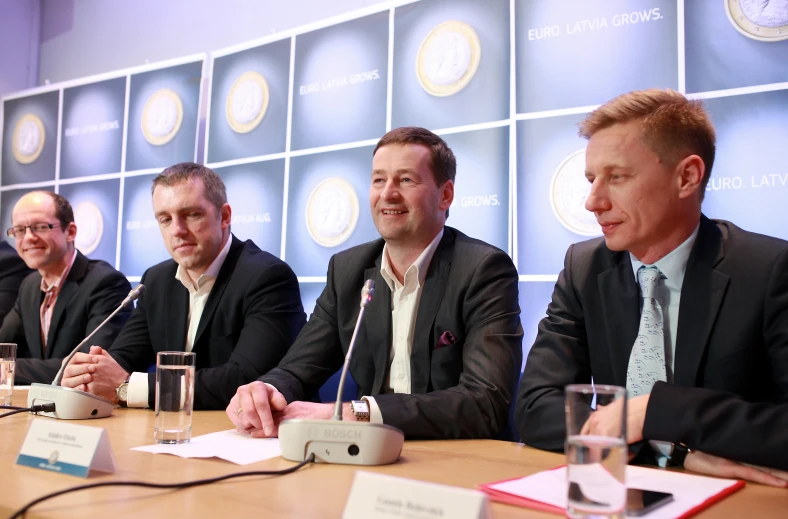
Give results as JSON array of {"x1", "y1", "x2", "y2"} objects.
[
  {"x1": 702, "y1": 90, "x2": 788, "y2": 241},
  {"x1": 515, "y1": 0, "x2": 677, "y2": 113},
  {"x1": 125, "y1": 61, "x2": 203, "y2": 172},
  {"x1": 391, "y1": 0, "x2": 510, "y2": 130},
  {"x1": 290, "y1": 12, "x2": 389, "y2": 151},
  {"x1": 685, "y1": 0, "x2": 788, "y2": 94},
  {"x1": 214, "y1": 159, "x2": 285, "y2": 257},
  {"x1": 518, "y1": 281, "x2": 555, "y2": 370},
  {"x1": 119, "y1": 173, "x2": 170, "y2": 277},
  {"x1": 285, "y1": 145, "x2": 380, "y2": 277},
  {"x1": 299, "y1": 282, "x2": 327, "y2": 319},
  {"x1": 208, "y1": 39, "x2": 291, "y2": 163},
  {"x1": 517, "y1": 115, "x2": 598, "y2": 275},
  {"x1": 60, "y1": 77, "x2": 126, "y2": 179},
  {"x1": 58, "y1": 179, "x2": 121, "y2": 267},
  {"x1": 443, "y1": 125, "x2": 510, "y2": 253},
  {"x1": 1, "y1": 91, "x2": 59, "y2": 186}
]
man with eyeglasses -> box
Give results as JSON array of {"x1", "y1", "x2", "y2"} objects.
[{"x1": 0, "y1": 191, "x2": 132, "y2": 384}]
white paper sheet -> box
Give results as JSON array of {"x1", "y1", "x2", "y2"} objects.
[
  {"x1": 132, "y1": 429, "x2": 281, "y2": 465},
  {"x1": 488, "y1": 465, "x2": 741, "y2": 518}
]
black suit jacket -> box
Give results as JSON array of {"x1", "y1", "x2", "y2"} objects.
[
  {"x1": 107, "y1": 236, "x2": 306, "y2": 410},
  {"x1": 1, "y1": 251, "x2": 132, "y2": 384},
  {"x1": 0, "y1": 241, "x2": 32, "y2": 322},
  {"x1": 516, "y1": 216, "x2": 788, "y2": 455},
  {"x1": 643, "y1": 382, "x2": 788, "y2": 471},
  {"x1": 261, "y1": 227, "x2": 523, "y2": 439}
]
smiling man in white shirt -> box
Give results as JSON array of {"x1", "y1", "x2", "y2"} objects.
[{"x1": 227, "y1": 127, "x2": 523, "y2": 440}]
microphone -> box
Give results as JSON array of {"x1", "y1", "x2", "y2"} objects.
[
  {"x1": 279, "y1": 279, "x2": 405, "y2": 466},
  {"x1": 28, "y1": 284, "x2": 145, "y2": 419}
]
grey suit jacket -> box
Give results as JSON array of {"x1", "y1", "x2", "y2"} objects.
[
  {"x1": 516, "y1": 215, "x2": 788, "y2": 455},
  {"x1": 261, "y1": 227, "x2": 523, "y2": 439}
]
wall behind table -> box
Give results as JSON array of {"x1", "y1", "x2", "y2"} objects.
[{"x1": 1, "y1": 0, "x2": 787, "y2": 385}]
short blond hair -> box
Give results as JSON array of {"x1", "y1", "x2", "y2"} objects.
[{"x1": 578, "y1": 89, "x2": 716, "y2": 200}]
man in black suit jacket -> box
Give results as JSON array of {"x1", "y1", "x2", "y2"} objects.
[
  {"x1": 61, "y1": 163, "x2": 305, "y2": 410},
  {"x1": 516, "y1": 89, "x2": 788, "y2": 486},
  {"x1": 0, "y1": 192, "x2": 131, "y2": 384},
  {"x1": 0, "y1": 240, "x2": 32, "y2": 322},
  {"x1": 227, "y1": 127, "x2": 523, "y2": 439}
]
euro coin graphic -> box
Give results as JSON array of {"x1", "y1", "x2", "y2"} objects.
[
  {"x1": 416, "y1": 20, "x2": 481, "y2": 97},
  {"x1": 12, "y1": 113, "x2": 45, "y2": 164},
  {"x1": 305, "y1": 178, "x2": 360, "y2": 247},
  {"x1": 550, "y1": 149, "x2": 601, "y2": 237},
  {"x1": 726, "y1": 0, "x2": 788, "y2": 41},
  {"x1": 226, "y1": 71, "x2": 269, "y2": 133},
  {"x1": 73, "y1": 202, "x2": 104, "y2": 255},
  {"x1": 141, "y1": 89, "x2": 183, "y2": 146}
]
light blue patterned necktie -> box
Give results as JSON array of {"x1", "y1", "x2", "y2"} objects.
[{"x1": 626, "y1": 266, "x2": 667, "y2": 397}]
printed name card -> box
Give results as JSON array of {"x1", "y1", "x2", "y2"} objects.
[
  {"x1": 16, "y1": 418, "x2": 116, "y2": 478},
  {"x1": 342, "y1": 471, "x2": 488, "y2": 519}
]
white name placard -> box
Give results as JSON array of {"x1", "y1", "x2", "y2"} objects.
[
  {"x1": 16, "y1": 418, "x2": 116, "y2": 478},
  {"x1": 343, "y1": 471, "x2": 488, "y2": 519}
]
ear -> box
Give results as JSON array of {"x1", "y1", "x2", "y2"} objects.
[
  {"x1": 438, "y1": 180, "x2": 454, "y2": 212},
  {"x1": 676, "y1": 154, "x2": 705, "y2": 200},
  {"x1": 219, "y1": 203, "x2": 232, "y2": 230},
  {"x1": 65, "y1": 221, "x2": 77, "y2": 244}
]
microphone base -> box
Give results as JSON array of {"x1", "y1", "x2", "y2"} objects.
[
  {"x1": 27, "y1": 383, "x2": 115, "y2": 419},
  {"x1": 279, "y1": 419, "x2": 404, "y2": 466}
]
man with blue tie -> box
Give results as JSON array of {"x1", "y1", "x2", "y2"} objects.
[{"x1": 515, "y1": 89, "x2": 788, "y2": 486}]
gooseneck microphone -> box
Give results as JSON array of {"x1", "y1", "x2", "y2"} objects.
[
  {"x1": 279, "y1": 279, "x2": 405, "y2": 466},
  {"x1": 331, "y1": 279, "x2": 375, "y2": 421},
  {"x1": 28, "y1": 284, "x2": 145, "y2": 420}
]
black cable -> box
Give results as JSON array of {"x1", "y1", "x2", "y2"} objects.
[
  {"x1": 10, "y1": 453, "x2": 316, "y2": 519},
  {"x1": 0, "y1": 403, "x2": 56, "y2": 419}
]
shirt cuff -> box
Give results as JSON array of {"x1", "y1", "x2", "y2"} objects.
[
  {"x1": 127, "y1": 372, "x2": 149, "y2": 408},
  {"x1": 362, "y1": 396, "x2": 383, "y2": 424}
]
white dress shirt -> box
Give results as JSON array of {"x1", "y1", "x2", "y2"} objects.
[
  {"x1": 629, "y1": 224, "x2": 699, "y2": 463},
  {"x1": 126, "y1": 236, "x2": 233, "y2": 408},
  {"x1": 363, "y1": 229, "x2": 444, "y2": 423}
]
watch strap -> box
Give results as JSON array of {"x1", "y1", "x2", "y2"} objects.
[{"x1": 669, "y1": 442, "x2": 691, "y2": 468}]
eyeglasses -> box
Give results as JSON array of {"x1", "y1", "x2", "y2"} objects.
[{"x1": 6, "y1": 223, "x2": 61, "y2": 238}]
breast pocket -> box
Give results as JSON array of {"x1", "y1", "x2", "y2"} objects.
[{"x1": 430, "y1": 341, "x2": 464, "y2": 390}]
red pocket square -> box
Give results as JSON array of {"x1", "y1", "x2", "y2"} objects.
[{"x1": 436, "y1": 330, "x2": 457, "y2": 350}]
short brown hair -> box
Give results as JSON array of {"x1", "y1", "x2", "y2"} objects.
[
  {"x1": 151, "y1": 162, "x2": 228, "y2": 213},
  {"x1": 578, "y1": 89, "x2": 716, "y2": 200},
  {"x1": 33, "y1": 191, "x2": 74, "y2": 229},
  {"x1": 373, "y1": 127, "x2": 457, "y2": 186}
]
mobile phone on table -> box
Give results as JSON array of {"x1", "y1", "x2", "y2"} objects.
[{"x1": 626, "y1": 488, "x2": 674, "y2": 516}]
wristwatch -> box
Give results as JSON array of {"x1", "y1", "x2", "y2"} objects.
[
  {"x1": 116, "y1": 377, "x2": 131, "y2": 408},
  {"x1": 668, "y1": 442, "x2": 692, "y2": 468},
  {"x1": 350, "y1": 400, "x2": 370, "y2": 422}
]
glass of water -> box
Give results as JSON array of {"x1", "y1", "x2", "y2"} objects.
[
  {"x1": 154, "y1": 351, "x2": 195, "y2": 444},
  {"x1": 0, "y1": 344, "x2": 16, "y2": 406},
  {"x1": 565, "y1": 384, "x2": 627, "y2": 519}
]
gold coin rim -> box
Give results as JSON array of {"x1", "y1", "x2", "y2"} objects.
[
  {"x1": 549, "y1": 148, "x2": 601, "y2": 237},
  {"x1": 416, "y1": 20, "x2": 482, "y2": 97},
  {"x1": 12, "y1": 113, "x2": 46, "y2": 165},
  {"x1": 73, "y1": 201, "x2": 104, "y2": 256},
  {"x1": 304, "y1": 177, "x2": 360, "y2": 248},
  {"x1": 725, "y1": 0, "x2": 788, "y2": 42},
  {"x1": 225, "y1": 71, "x2": 270, "y2": 134},
  {"x1": 141, "y1": 88, "x2": 184, "y2": 146}
]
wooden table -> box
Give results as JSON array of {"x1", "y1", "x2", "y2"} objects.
[{"x1": 1, "y1": 391, "x2": 786, "y2": 518}]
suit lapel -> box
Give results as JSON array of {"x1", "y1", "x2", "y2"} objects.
[
  {"x1": 193, "y1": 237, "x2": 243, "y2": 347},
  {"x1": 674, "y1": 216, "x2": 729, "y2": 386},
  {"x1": 164, "y1": 276, "x2": 189, "y2": 352},
  {"x1": 45, "y1": 253, "x2": 88, "y2": 358},
  {"x1": 598, "y1": 251, "x2": 640, "y2": 386},
  {"x1": 410, "y1": 231, "x2": 453, "y2": 394},
  {"x1": 364, "y1": 262, "x2": 391, "y2": 395},
  {"x1": 22, "y1": 274, "x2": 45, "y2": 359}
]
